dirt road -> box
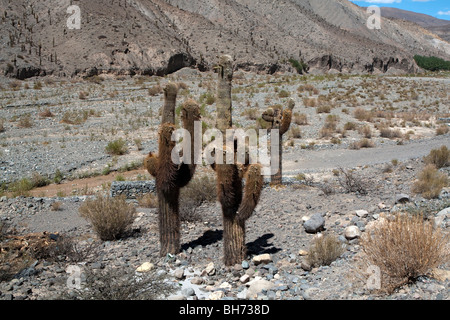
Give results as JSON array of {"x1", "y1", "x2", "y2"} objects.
[{"x1": 284, "y1": 135, "x2": 450, "y2": 175}]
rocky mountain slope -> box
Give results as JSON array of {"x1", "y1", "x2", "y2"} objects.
[
  {"x1": 380, "y1": 7, "x2": 450, "y2": 43},
  {"x1": 1, "y1": 0, "x2": 450, "y2": 79}
]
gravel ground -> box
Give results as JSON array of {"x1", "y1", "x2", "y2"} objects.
[
  {"x1": 0, "y1": 71, "x2": 449, "y2": 300},
  {"x1": 0, "y1": 158, "x2": 449, "y2": 300}
]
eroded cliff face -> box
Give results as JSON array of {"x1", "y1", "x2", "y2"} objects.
[{"x1": 0, "y1": 0, "x2": 447, "y2": 78}]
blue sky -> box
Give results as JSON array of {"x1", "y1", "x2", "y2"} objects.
[{"x1": 350, "y1": 0, "x2": 450, "y2": 20}]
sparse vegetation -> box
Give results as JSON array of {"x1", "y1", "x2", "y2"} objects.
[
  {"x1": 361, "y1": 214, "x2": 449, "y2": 293},
  {"x1": 306, "y1": 234, "x2": 345, "y2": 267},
  {"x1": 105, "y1": 138, "x2": 128, "y2": 155},
  {"x1": 78, "y1": 195, "x2": 137, "y2": 241},
  {"x1": 412, "y1": 164, "x2": 448, "y2": 199},
  {"x1": 424, "y1": 145, "x2": 450, "y2": 169}
]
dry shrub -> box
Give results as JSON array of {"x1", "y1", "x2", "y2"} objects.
[
  {"x1": 148, "y1": 85, "x2": 163, "y2": 96},
  {"x1": 361, "y1": 214, "x2": 449, "y2": 293},
  {"x1": 303, "y1": 97, "x2": 317, "y2": 107},
  {"x1": 316, "y1": 105, "x2": 331, "y2": 114},
  {"x1": 436, "y1": 125, "x2": 449, "y2": 136},
  {"x1": 293, "y1": 113, "x2": 308, "y2": 125},
  {"x1": 306, "y1": 234, "x2": 345, "y2": 267},
  {"x1": 424, "y1": 145, "x2": 450, "y2": 169},
  {"x1": 412, "y1": 164, "x2": 448, "y2": 199},
  {"x1": 359, "y1": 125, "x2": 372, "y2": 138},
  {"x1": 66, "y1": 266, "x2": 175, "y2": 300},
  {"x1": 337, "y1": 167, "x2": 368, "y2": 194},
  {"x1": 289, "y1": 126, "x2": 302, "y2": 139},
  {"x1": 357, "y1": 138, "x2": 375, "y2": 148},
  {"x1": 79, "y1": 196, "x2": 136, "y2": 241},
  {"x1": 0, "y1": 119, "x2": 4, "y2": 132},
  {"x1": 38, "y1": 108, "x2": 54, "y2": 118},
  {"x1": 242, "y1": 108, "x2": 259, "y2": 120},
  {"x1": 354, "y1": 108, "x2": 372, "y2": 122},
  {"x1": 378, "y1": 125, "x2": 403, "y2": 139},
  {"x1": 17, "y1": 114, "x2": 33, "y2": 128}
]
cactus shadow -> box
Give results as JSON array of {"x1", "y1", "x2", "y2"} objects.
[
  {"x1": 181, "y1": 229, "x2": 223, "y2": 251},
  {"x1": 246, "y1": 233, "x2": 281, "y2": 255}
]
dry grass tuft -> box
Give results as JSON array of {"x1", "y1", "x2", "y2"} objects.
[
  {"x1": 424, "y1": 145, "x2": 450, "y2": 169},
  {"x1": 412, "y1": 164, "x2": 448, "y2": 199},
  {"x1": 361, "y1": 214, "x2": 449, "y2": 293},
  {"x1": 307, "y1": 234, "x2": 345, "y2": 267},
  {"x1": 79, "y1": 196, "x2": 136, "y2": 241}
]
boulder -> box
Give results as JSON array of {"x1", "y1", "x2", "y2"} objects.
[
  {"x1": 303, "y1": 213, "x2": 325, "y2": 233},
  {"x1": 345, "y1": 226, "x2": 361, "y2": 240}
]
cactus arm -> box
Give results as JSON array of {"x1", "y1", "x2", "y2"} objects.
[
  {"x1": 144, "y1": 152, "x2": 158, "y2": 177},
  {"x1": 216, "y1": 55, "x2": 233, "y2": 133},
  {"x1": 237, "y1": 164, "x2": 263, "y2": 224},
  {"x1": 161, "y1": 82, "x2": 179, "y2": 124},
  {"x1": 280, "y1": 109, "x2": 292, "y2": 136}
]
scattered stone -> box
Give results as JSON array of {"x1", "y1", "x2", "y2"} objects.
[
  {"x1": 345, "y1": 226, "x2": 361, "y2": 240},
  {"x1": 202, "y1": 262, "x2": 216, "y2": 276},
  {"x1": 241, "y1": 261, "x2": 250, "y2": 269},
  {"x1": 300, "y1": 260, "x2": 312, "y2": 271},
  {"x1": 240, "y1": 274, "x2": 250, "y2": 284},
  {"x1": 209, "y1": 291, "x2": 225, "y2": 300},
  {"x1": 252, "y1": 253, "x2": 272, "y2": 265},
  {"x1": 303, "y1": 213, "x2": 325, "y2": 233},
  {"x1": 355, "y1": 210, "x2": 368, "y2": 218},
  {"x1": 136, "y1": 262, "x2": 155, "y2": 273},
  {"x1": 181, "y1": 287, "x2": 196, "y2": 297},
  {"x1": 190, "y1": 277, "x2": 204, "y2": 285},
  {"x1": 174, "y1": 268, "x2": 185, "y2": 280},
  {"x1": 246, "y1": 278, "x2": 274, "y2": 299},
  {"x1": 395, "y1": 194, "x2": 410, "y2": 204},
  {"x1": 298, "y1": 249, "x2": 308, "y2": 256}
]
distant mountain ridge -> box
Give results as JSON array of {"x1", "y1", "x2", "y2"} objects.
[
  {"x1": 380, "y1": 7, "x2": 450, "y2": 42},
  {"x1": 1, "y1": 0, "x2": 449, "y2": 79}
]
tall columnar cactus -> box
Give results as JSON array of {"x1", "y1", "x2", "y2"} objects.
[
  {"x1": 145, "y1": 82, "x2": 201, "y2": 257},
  {"x1": 213, "y1": 55, "x2": 264, "y2": 266},
  {"x1": 261, "y1": 99, "x2": 294, "y2": 185}
]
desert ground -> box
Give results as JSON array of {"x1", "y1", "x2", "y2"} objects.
[{"x1": 0, "y1": 69, "x2": 449, "y2": 300}]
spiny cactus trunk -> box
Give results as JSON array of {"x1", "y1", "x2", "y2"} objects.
[
  {"x1": 214, "y1": 55, "x2": 263, "y2": 266},
  {"x1": 223, "y1": 216, "x2": 246, "y2": 265},
  {"x1": 145, "y1": 83, "x2": 200, "y2": 257},
  {"x1": 158, "y1": 189, "x2": 180, "y2": 256}
]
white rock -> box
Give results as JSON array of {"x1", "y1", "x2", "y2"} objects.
[
  {"x1": 252, "y1": 253, "x2": 272, "y2": 265},
  {"x1": 202, "y1": 262, "x2": 216, "y2": 276},
  {"x1": 209, "y1": 291, "x2": 224, "y2": 300},
  {"x1": 246, "y1": 278, "x2": 274, "y2": 299},
  {"x1": 355, "y1": 210, "x2": 368, "y2": 218},
  {"x1": 240, "y1": 274, "x2": 250, "y2": 284},
  {"x1": 136, "y1": 262, "x2": 155, "y2": 273},
  {"x1": 219, "y1": 282, "x2": 232, "y2": 290},
  {"x1": 298, "y1": 249, "x2": 308, "y2": 256},
  {"x1": 345, "y1": 226, "x2": 361, "y2": 240},
  {"x1": 435, "y1": 207, "x2": 449, "y2": 228}
]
